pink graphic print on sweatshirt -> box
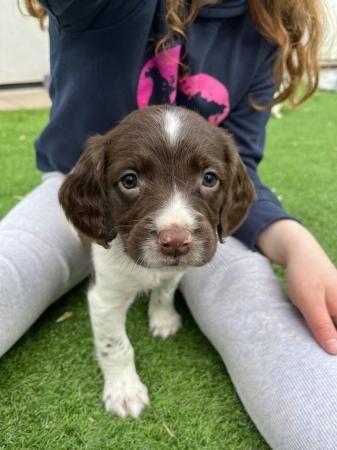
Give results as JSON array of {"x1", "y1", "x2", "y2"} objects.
[{"x1": 137, "y1": 45, "x2": 230, "y2": 125}]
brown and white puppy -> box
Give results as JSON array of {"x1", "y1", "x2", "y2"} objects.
[{"x1": 59, "y1": 105, "x2": 255, "y2": 418}]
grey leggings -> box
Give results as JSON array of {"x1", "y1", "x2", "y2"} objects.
[{"x1": 1, "y1": 172, "x2": 337, "y2": 450}]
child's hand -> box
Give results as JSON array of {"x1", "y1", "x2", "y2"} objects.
[
  {"x1": 257, "y1": 220, "x2": 337, "y2": 354},
  {"x1": 286, "y1": 243, "x2": 337, "y2": 354}
]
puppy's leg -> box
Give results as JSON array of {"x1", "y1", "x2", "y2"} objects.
[
  {"x1": 88, "y1": 287, "x2": 149, "y2": 418},
  {"x1": 148, "y1": 274, "x2": 183, "y2": 339}
]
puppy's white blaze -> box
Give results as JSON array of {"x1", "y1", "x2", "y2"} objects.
[
  {"x1": 163, "y1": 110, "x2": 181, "y2": 145},
  {"x1": 155, "y1": 191, "x2": 197, "y2": 231}
]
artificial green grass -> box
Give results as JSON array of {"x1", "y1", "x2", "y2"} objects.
[{"x1": 0, "y1": 92, "x2": 336, "y2": 449}]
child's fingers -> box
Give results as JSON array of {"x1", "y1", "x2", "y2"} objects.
[
  {"x1": 299, "y1": 292, "x2": 337, "y2": 355},
  {"x1": 326, "y1": 282, "x2": 337, "y2": 327}
]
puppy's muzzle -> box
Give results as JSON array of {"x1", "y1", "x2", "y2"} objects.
[{"x1": 158, "y1": 226, "x2": 192, "y2": 257}]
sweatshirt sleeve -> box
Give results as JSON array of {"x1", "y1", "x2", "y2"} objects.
[
  {"x1": 37, "y1": 0, "x2": 135, "y2": 30},
  {"x1": 223, "y1": 43, "x2": 296, "y2": 250}
]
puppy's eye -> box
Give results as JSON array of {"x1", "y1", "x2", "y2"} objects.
[
  {"x1": 120, "y1": 173, "x2": 138, "y2": 190},
  {"x1": 202, "y1": 172, "x2": 218, "y2": 188}
]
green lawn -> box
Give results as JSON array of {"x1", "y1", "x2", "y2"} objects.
[{"x1": 0, "y1": 92, "x2": 336, "y2": 450}]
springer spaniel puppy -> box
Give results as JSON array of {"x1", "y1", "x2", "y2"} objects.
[{"x1": 59, "y1": 105, "x2": 255, "y2": 418}]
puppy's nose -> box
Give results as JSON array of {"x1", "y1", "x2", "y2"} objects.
[{"x1": 158, "y1": 228, "x2": 192, "y2": 257}]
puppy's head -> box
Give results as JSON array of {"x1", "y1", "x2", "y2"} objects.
[{"x1": 59, "y1": 106, "x2": 255, "y2": 268}]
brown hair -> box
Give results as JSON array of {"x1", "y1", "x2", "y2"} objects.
[
  {"x1": 24, "y1": 0, "x2": 323, "y2": 107},
  {"x1": 22, "y1": 0, "x2": 46, "y2": 29}
]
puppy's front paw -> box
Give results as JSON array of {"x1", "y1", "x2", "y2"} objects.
[
  {"x1": 149, "y1": 307, "x2": 182, "y2": 339},
  {"x1": 103, "y1": 374, "x2": 149, "y2": 418}
]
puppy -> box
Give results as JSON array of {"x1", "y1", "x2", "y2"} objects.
[{"x1": 59, "y1": 105, "x2": 255, "y2": 418}]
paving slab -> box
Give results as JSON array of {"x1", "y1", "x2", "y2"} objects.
[{"x1": 0, "y1": 87, "x2": 51, "y2": 110}]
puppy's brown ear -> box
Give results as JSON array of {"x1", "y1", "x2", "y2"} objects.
[
  {"x1": 218, "y1": 131, "x2": 256, "y2": 241},
  {"x1": 59, "y1": 134, "x2": 116, "y2": 248}
]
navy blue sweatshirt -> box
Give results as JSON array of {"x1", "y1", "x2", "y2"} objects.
[{"x1": 36, "y1": 0, "x2": 294, "y2": 249}]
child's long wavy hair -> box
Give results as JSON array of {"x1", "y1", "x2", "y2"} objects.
[{"x1": 24, "y1": 0, "x2": 323, "y2": 108}]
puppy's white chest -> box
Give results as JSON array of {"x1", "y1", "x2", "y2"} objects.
[
  {"x1": 134, "y1": 270, "x2": 175, "y2": 291},
  {"x1": 91, "y1": 238, "x2": 184, "y2": 294}
]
